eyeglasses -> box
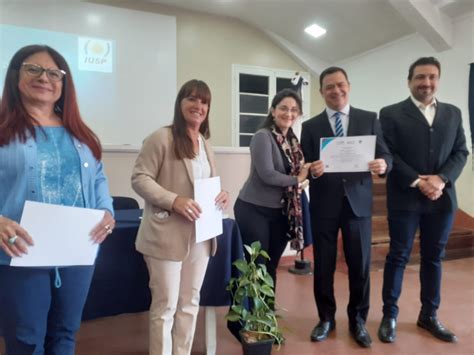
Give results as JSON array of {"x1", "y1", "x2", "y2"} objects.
[
  {"x1": 21, "y1": 63, "x2": 66, "y2": 82},
  {"x1": 277, "y1": 106, "x2": 300, "y2": 115}
]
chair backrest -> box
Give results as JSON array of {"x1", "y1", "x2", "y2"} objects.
[{"x1": 112, "y1": 196, "x2": 139, "y2": 210}]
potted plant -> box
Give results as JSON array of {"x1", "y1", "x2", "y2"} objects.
[{"x1": 225, "y1": 241, "x2": 284, "y2": 355}]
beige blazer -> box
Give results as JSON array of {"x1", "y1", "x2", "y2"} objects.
[{"x1": 131, "y1": 127, "x2": 217, "y2": 261}]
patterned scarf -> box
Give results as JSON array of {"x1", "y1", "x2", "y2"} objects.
[{"x1": 270, "y1": 124, "x2": 305, "y2": 251}]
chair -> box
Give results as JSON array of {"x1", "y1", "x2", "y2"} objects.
[{"x1": 112, "y1": 196, "x2": 139, "y2": 210}]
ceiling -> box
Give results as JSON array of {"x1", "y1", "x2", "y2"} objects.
[{"x1": 144, "y1": 0, "x2": 473, "y2": 64}]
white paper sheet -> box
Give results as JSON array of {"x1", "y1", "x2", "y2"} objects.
[
  {"x1": 320, "y1": 135, "x2": 376, "y2": 173},
  {"x1": 194, "y1": 176, "x2": 223, "y2": 243},
  {"x1": 11, "y1": 201, "x2": 104, "y2": 267}
]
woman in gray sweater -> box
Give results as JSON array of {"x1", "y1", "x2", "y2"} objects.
[{"x1": 234, "y1": 88, "x2": 310, "y2": 290}]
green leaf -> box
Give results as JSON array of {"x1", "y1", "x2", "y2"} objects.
[
  {"x1": 253, "y1": 297, "x2": 264, "y2": 310},
  {"x1": 263, "y1": 273, "x2": 274, "y2": 287},
  {"x1": 225, "y1": 312, "x2": 241, "y2": 322},
  {"x1": 233, "y1": 259, "x2": 248, "y2": 273},
  {"x1": 260, "y1": 285, "x2": 274, "y2": 297},
  {"x1": 231, "y1": 305, "x2": 244, "y2": 314},
  {"x1": 243, "y1": 244, "x2": 253, "y2": 257},
  {"x1": 250, "y1": 241, "x2": 261, "y2": 252},
  {"x1": 239, "y1": 279, "x2": 251, "y2": 287},
  {"x1": 260, "y1": 249, "x2": 270, "y2": 260}
]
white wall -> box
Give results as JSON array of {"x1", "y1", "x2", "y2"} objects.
[
  {"x1": 97, "y1": 0, "x2": 325, "y2": 238},
  {"x1": 95, "y1": 0, "x2": 325, "y2": 222},
  {"x1": 100, "y1": 3, "x2": 472, "y2": 216},
  {"x1": 0, "y1": 2, "x2": 177, "y2": 146},
  {"x1": 104, "y1": 148, "x2": 251, "y2": 217},
  {"x1": 337, "y1": 13, "x2": 474, "y2": 215},
  {"x1": 92, "y1": 0, "x2": 325, "y2": 147}
]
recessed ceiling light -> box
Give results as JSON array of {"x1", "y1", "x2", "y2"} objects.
[
  {"x1": 304, "y1": 24, "x2": 326, "y2": 38},
  {"x1": 87, "y1": 14, "x2": 101, "y2": 25}
]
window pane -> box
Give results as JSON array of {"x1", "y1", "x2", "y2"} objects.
[
  {"x1": 240, "y1": 74, "x2": 269, "y2": 94},
  {"x1": 240, "y1": 94, "x2": 268, "y2": 114},
  {"x1": 240, "y1": 115, "x2": 266, "y2": 134},
  {"x1": 276, "y1": 77, "x2": 293, "y2": 92},
  {"x1": 239, "y1": 135, "x2": 253, "y2": 147}
]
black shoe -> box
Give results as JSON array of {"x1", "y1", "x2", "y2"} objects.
[
  {"x1": 310, "y1": 320, "x2": 335, "y2": 342},
  {"x1": 378, "y1": 317, "x2": 397, "y2": 343},
  {"x1": 349, "y1": 322, "x2": 372, "y2": 348},
  {"x1": 417, "y1": 315, "x2": 457, "y2": 343}
]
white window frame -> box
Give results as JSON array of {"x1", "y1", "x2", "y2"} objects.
[{"x1": 232, "y1": 64, "x2": 311, "y2": 147}]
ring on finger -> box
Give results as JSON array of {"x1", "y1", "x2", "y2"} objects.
[
  {"x1": 187, "y1": 208, "x2": 193, "y2": 214},
  {"x1": 107, "y1": 228, "x2": 113, "y2": 235},
  {"x1": 8, "y1": 235, "x2": 18, "y2": 245},
  {"x1": 105, "y1": 224, "x2": 111, "y2": 231}
]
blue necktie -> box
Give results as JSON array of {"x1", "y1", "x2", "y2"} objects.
[{"x1": 334, "y1": 112, "x2": 344, "y2": 137}]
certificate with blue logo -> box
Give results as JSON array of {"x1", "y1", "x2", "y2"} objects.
[{"x1": 320, "y1": 135, "x2": 376, "y2": 173}]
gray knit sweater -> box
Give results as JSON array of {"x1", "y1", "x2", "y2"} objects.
[{"x1": 238, "y1": 128, "x2": 298, "y2": 208}]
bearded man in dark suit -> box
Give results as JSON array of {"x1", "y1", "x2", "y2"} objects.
[
  {"x1": 301, "y1": 66, "x2": 392, "y2": 348},
  {"x1": 377, "y1": 57, "x2": 469, "y2": 344}
]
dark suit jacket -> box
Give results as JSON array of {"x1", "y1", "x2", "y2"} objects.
[
  {"x1": 301, "y1": 107, "x2": 393, "y2": 218},
  {"x1": 379, "y1": 98, "x2": 468, "y2": 212}
]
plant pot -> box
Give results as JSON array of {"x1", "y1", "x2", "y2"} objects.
[{"x1": 240, "y1": 330, "x2": 274, "y2": 355}]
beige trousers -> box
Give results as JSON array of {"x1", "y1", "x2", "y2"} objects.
[{"x1": 144, "y1": 240, "x2": 211, "y2": 355}]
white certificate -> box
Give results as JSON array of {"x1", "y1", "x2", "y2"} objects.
[
  {"x1": 194, "y1": 176, "x2": 223, "y2": 243},
  {"x1": 320, "y1": 135, "x2": 376, "y2": 173},
  {"x1": 11, "y1": 201, "x2": 104, "y2": 267}
]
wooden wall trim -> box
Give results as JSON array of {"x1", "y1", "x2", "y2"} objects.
[{"x1": 454, "y1": 209, "x2": 474, "y2": 230}]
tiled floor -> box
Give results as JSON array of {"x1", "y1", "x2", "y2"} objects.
[
  {"x1": 1, "y1": 257, "x2": 473, "y2": 354},
  {"x1": 79, "y1": 257, "x2": 474, "y2": 355}
]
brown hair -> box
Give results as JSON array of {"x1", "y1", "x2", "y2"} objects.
[
  {"x1": 171, "y1": 79, "x2": 211, "y2": 160},
  {"x1": 408, "y1": 57, "x2": 441, "y2": 80},
  {"x1": 0, "y1": 45, "x2": 102, "y2": 159}
]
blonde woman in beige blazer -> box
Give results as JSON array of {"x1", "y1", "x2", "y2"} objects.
[{"x1": 131, "y1": 80, "x2": 229, "y2": 355}]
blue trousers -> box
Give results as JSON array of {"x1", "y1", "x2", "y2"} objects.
[
  {"x1": 0, "y1": 265, "x2": 94, "y2": 355},
  {"x1": 381, "y1": 210, "x2": 454, "y2": 318}
]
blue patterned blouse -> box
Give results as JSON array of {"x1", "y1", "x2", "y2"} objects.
[{"x1": 35, "y1": 126, "x2": 85, "y2": 208}]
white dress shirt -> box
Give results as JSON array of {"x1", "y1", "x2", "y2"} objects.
[
  {"x1": 410, "y1": 95, "x2": 437, "y2": 127},
  {"x1": 191, "y1": 135, "x2": 211, "y2": 180}
]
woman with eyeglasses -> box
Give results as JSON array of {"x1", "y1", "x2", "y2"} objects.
[
  {"x1": 234, "y1": 89, "x2": 310, "y2": 292},
  {"x1": 131, "y1": 79, "x2": 229, "y2": 355},
  {"x1": 0, "y1": 45, "x2": 114, "y2": 354}
]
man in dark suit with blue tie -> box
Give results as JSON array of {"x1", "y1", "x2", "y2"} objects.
[
  {"x1": 377, "y1": 57, "x2": 468, "y2": 344},
  {"x1": 301, "y1": 67, "x2": 392, "y2": 347}
]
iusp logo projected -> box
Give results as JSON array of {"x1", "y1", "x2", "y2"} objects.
[{"x1": 78, "y1": 37, "x2": 113, "y2": 73}]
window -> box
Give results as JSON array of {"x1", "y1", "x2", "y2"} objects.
[{"x1": 232, "y1": 65, "x2": 310, "y2": 147}]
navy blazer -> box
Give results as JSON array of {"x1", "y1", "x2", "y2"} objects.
[
  {"x1": 379, "y1": 98, "x2": 468, "y2": 212},
  {"x1": 301, "y1": 107, "x2": 393, "y2": 218}
]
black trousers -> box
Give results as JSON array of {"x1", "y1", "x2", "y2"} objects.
[
  {"x1": 382, "y1": 210, "x2": 454, "y2": 318},
  {"x1": 311, "y1": 197, "x2": 372, "y2": 326},
  {"x1": 234, "y1": 198, "x2": 288, "y2": 289}
]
